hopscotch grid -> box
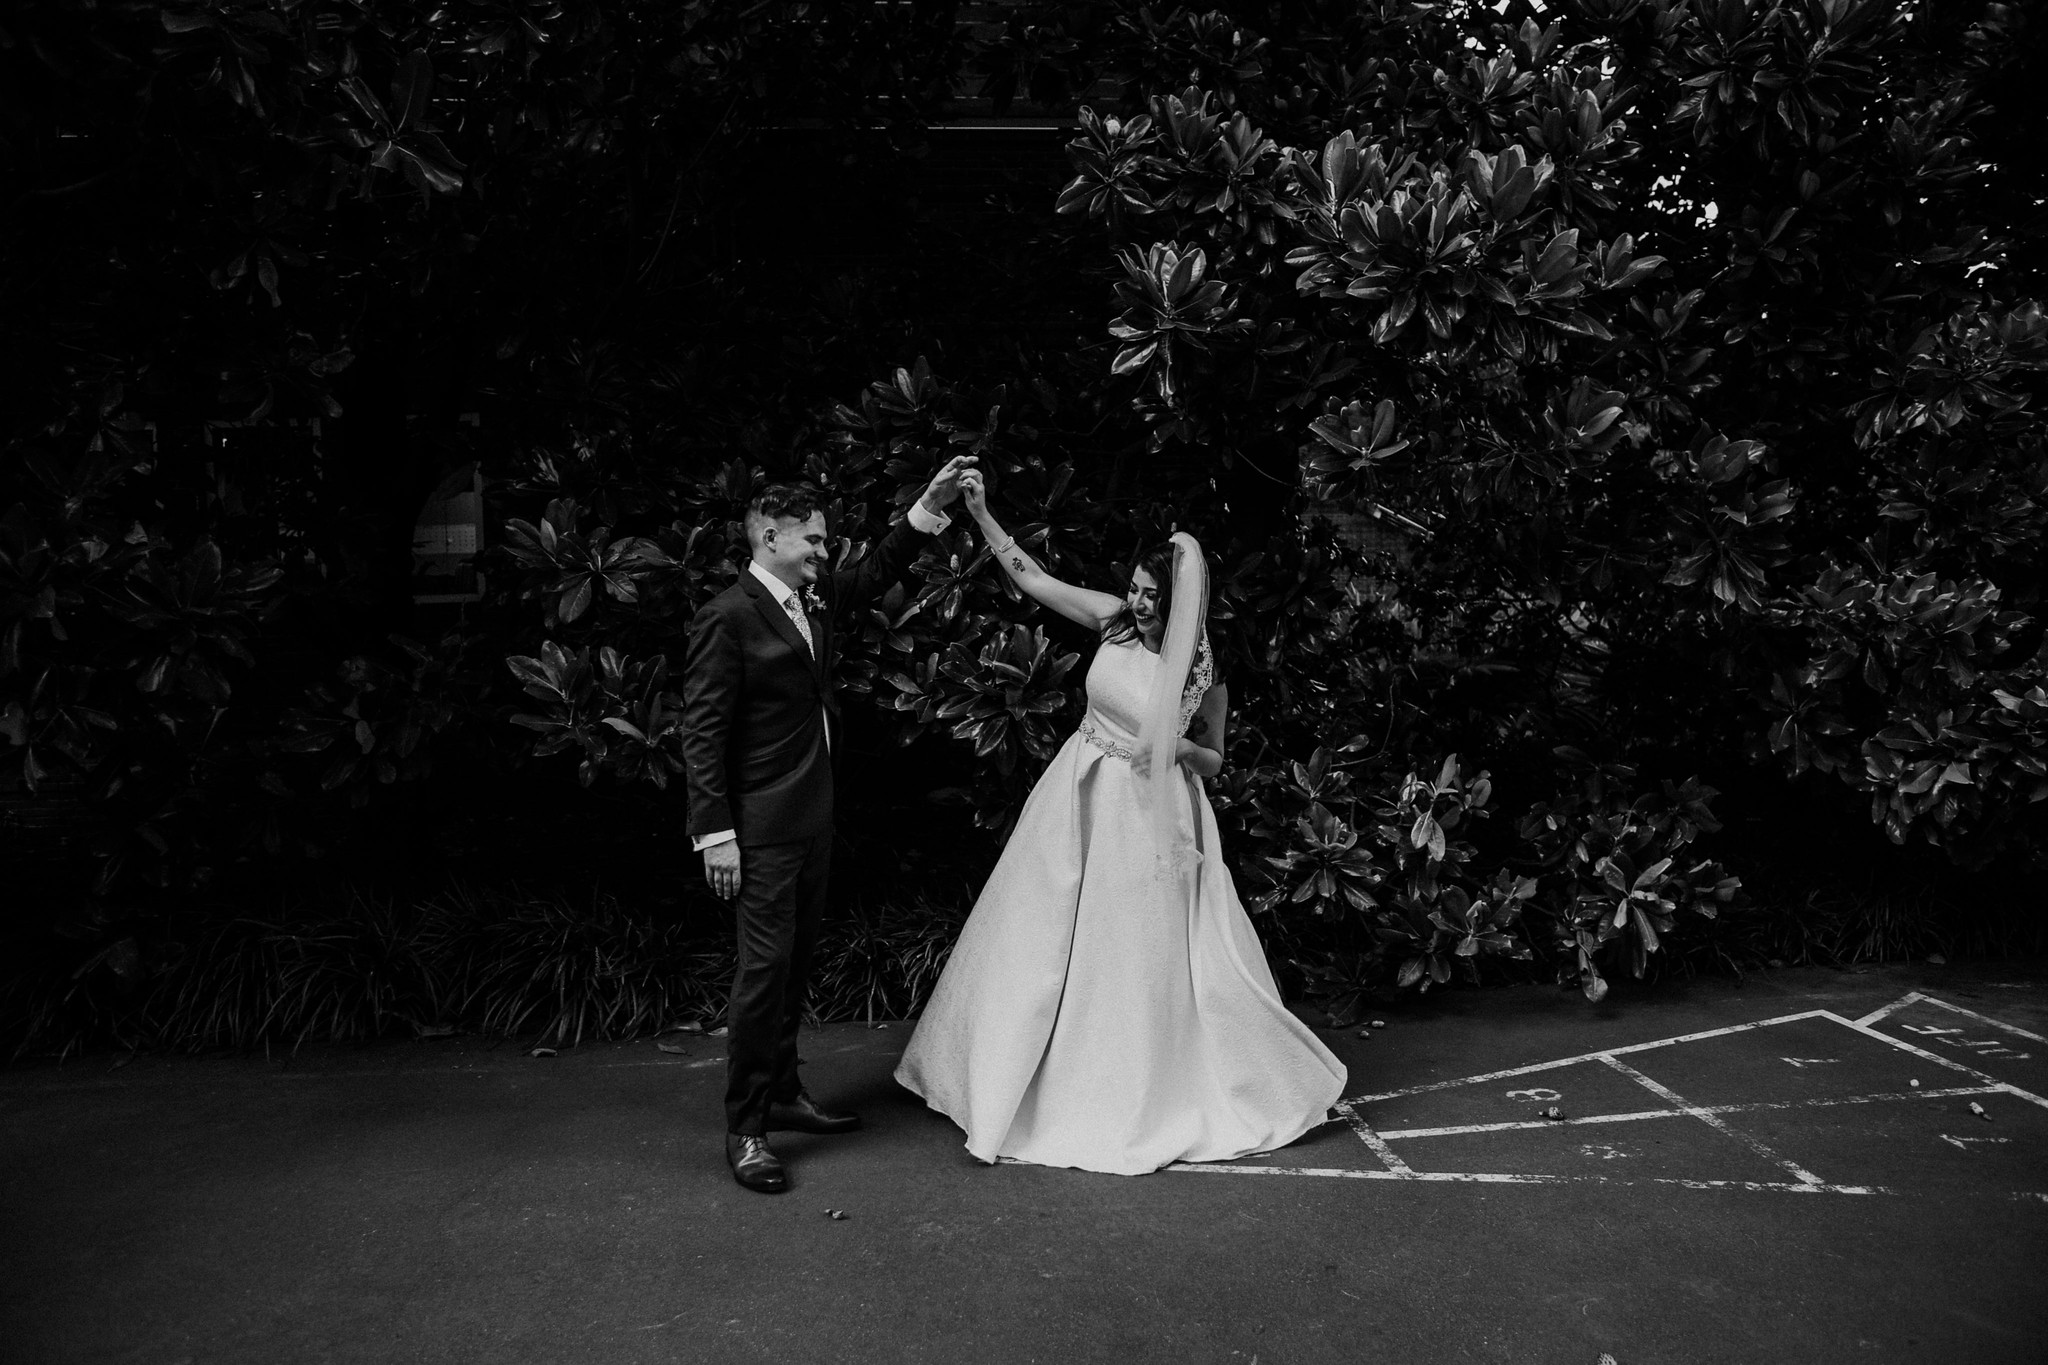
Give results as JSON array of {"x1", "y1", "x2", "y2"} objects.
[
  {"x1": 1599, "y1": 1054, "x2": 1825, "y2": 1186},
  {"x1": 1170, "y1": 992, "x2": 2040, "y2": 1195},
  {"x1": 1906, "y1": 994, "x2": 2048, "y2": 1045},
  {"x1": 1377, "y1": 1085, "x2": 1998, "y2": 1141},
  {"x1": 1169, "y1": 1164, "x2": 1889, "y2": 1195},
  {"x1": 1819, "y1": 1010, "x2": 2048, "y2": 1113},
  {"x1": 1346, "y1": 1010, "x2": 1834, "y2": 1105}
]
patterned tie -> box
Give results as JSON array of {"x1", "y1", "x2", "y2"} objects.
[{"x1": 783, "y1": 590, "x2": 815, "y2": 658}]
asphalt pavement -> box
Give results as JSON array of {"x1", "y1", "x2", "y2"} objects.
[{"x1": 3, "y1": 961, "x2": 2044, "y2": 1365}]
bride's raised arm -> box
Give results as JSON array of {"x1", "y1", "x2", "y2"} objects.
[{"x1": 959, "y1": 470, "x2": 1123, "y2": 632}]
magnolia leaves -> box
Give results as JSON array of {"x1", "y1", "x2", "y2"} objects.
[
  {"x1": 883, "y1": 624, "x2": 1081, "y2": 779},
  {"x1": 502, "y1": 499, "x2": 675, "y2": 629},
  {"x1": 1304, "y1": 398, "x2": 1410, "y2": 490},
  {"x1": 1287, "y1": 137, "x2": 1662, "y2": 358},
  {"x1": 1108, "y1": 243, "x2": 1247, "y2": 404},
  {"x1": 507, "y1": 642, "x2": 682, "y2": 790},
  {"x1": 1245, "y1": 749, "x2": 1534, "y2": 995},
  {"x1": 1059, "y1": 92, "x2": 1291, "y2": 240},
  {"x1": 1464, "y1": 144, "x2": 1554, "y2": 225},
  {"x1": 337, "y1": 49, "x2": 468, "y2": 201},
  {"x1": 1518, "y1": 761, "x2": 1743, "y2": 1002},
  {"x1": 159, "y1": 7, "x2": 467, "y2": 202}
]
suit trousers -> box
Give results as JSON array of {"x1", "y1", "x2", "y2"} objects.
[{"x1": 724, "y1": 833, "x2": 832, "y2": 1135}]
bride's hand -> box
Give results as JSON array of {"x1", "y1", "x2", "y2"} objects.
[
  {"x1": 1130, "y1": 740, "x2": 1182, "y2": 780},
  {"x1": 960, "y1": 468, "x2": 989, "y2": 518},
  {"x1": 922, "y1": 454, "x2": 978, "y2": 511}
]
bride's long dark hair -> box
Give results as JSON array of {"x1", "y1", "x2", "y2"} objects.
[{"x1": 1101, "y1": 542, "x2": 1178, "y2": 643}]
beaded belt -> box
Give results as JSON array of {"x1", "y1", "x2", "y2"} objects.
[{"x1": 1077, "y1": 718, "x2": 1135, "y2": 762}]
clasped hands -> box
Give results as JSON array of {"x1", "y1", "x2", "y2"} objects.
[
  {"x1": 920, "y1": 454, "x2": 978, "y2": 517},
  {"x1": 958, "y1": 467, "x2": 990, "y2": 518}
]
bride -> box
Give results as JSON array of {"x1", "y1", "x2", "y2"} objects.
[{"x1": 895, "y1": 470, "x2": 1346, "y2": 1175}]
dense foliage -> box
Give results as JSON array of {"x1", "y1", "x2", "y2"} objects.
[{"x1": 4, "y1": 0, "x2": 2043, "y2": 1048}]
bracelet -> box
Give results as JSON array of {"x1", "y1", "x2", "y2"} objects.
[{"x1": 989, "y1": 534, "x2": 1016, "y2": 557}]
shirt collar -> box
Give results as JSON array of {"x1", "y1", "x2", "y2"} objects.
[{"x1": 748, "y1": 559, "x2": 803, "y2": 605}]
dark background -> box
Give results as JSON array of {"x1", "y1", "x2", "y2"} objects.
[{"x1": 3, "y1": 0, "x2": 2043, "y2": 1052}]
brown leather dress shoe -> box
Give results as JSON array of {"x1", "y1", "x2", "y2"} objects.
[
  {"x1": 767, "y1": 1091, "x2": 862, "y2": 1135},
  {"x1": 725, "y1": 1133, "x2": 788, "y2": 1193}
]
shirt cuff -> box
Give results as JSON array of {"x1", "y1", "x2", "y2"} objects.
[
  {"x1": 692, "y1": 830, "x2": 736, "y2": 852},
  {"x1": 907, "y1": 497, "x2": 951, "y2": 535}
]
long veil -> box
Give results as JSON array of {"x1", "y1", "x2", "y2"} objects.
[{"x1": 1137, "y1": 531, "x2": 1210, "y2": 880}]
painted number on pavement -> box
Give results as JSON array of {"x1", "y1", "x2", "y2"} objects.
[{"x1": 1899, "y1": 1024, "x2": 2032, "y2": 1060}]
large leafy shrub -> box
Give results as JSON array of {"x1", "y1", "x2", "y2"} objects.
[
  {"x1": 4, "y1": 0, "x2": 2041, "y2": 1043},
  {"x1": 1038, "y1": 0, "x2": 2046, "y2": 871},
  {"x1": 1, "y1": 0, "x2": 1037, "y2": 915},
  {"x1": 996, "y1": 0, "x2": 2044, "y2": 997}
]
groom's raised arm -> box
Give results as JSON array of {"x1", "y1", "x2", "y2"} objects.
[
  {"x1": 832, "y1": 456, "x2": 972, "y2": 611},
  {"x1": 680, "y1": 603, "x2": 741, "y2": 844}
]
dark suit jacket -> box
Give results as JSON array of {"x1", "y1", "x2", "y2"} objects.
[{"x1": 680, "y1": 518, "x2": 928, "y2": 846}]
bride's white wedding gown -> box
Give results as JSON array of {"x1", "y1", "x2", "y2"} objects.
[{"x1": 896, "y1": 635, "x2": 1346, "y2": 1175}]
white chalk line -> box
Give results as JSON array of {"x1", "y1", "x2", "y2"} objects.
[
  {"x1": 1176, "y1": 993, "x2": 2048, "y2": 1195},
  {"x1": 1902, "y1": 994, "x2": 2048, "y2": 1044},
  {"x1": 1168, "y1": 1164, "x2": 1889, "y2": 1195},
  {"x1": 1853, "y1": 993, "x2": 1923, "y2": 1027},
  {"x1": 1345, "y1": 1010, "x2": 1835, "y2": 1104},
  {"x1": 1376, "y1": 1085, "x2": 1998, "y2": 1140},
  {"x1": 1818, "y1": 1011, "x2": 2048, "y2": 1113},
  {"x1": 1599, "y1": 1054, "x2": 1825, "y2": 1185},
  {"x1": 1331, "y1": 1099, "x2": 1414, "y2": 1175}
]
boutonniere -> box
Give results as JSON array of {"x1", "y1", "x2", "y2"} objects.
[{"x1": 800, "y1": 585, "x2": 825, "y2": 613}]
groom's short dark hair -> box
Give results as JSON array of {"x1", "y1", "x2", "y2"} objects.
[{"x1": 746, "y1": 482, "x2": 826, "y2": 538}]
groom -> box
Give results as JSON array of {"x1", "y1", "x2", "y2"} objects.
[{"x1": 681, "y1": 457, "x2": 973, "y2": 1192}]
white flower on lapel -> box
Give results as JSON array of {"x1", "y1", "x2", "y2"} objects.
[{"x1": 801, "y1": 585, "x2": 825, "y2": 613}]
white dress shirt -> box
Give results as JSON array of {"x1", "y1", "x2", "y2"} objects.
[{"x1": 693, "y1": 498, "x2": 951, "y2": 852}]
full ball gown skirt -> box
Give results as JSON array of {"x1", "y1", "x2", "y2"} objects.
[{"x1": 895, "y1": 638, "x2": 1346, "y2": 1175}]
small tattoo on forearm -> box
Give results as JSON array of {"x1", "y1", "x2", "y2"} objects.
[{"x1": 1011, "y1": 556, "x2": 1026, "y2": 573}]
